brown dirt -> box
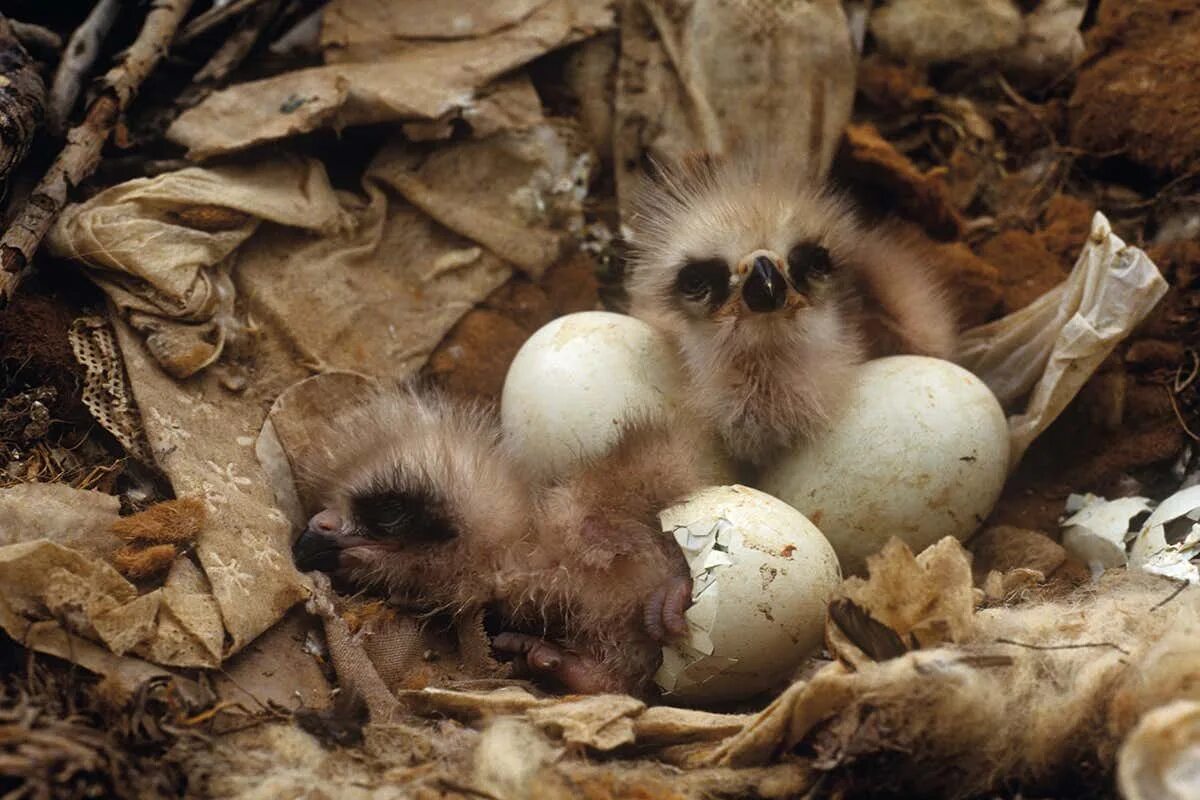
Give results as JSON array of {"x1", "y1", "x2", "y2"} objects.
[
  {"x1": 423, "y1": 251, "x2": 601, "y2": 402},
  {"x1": 833, "y1": 123, "x2": 963, "y2": 240},
  {"x1": 0, "y1": 293, "x2": 82, "y2": 412},
  {"x1": 423, "y1": 309, "x2": 529, "y2": 403},
  {"x1": 855, "y1": 55, "x2": 935, "y2": 115},
  {"x1": 993, "y1": 420, "x2": 1184, "y2": 532},
  {"x1": 976, "y1": 229, "x2": 1069, "y2": 313},
  {"x1": 1069, "y1": 2, "x2": 1200, "y2": 174},
  {"x1": 1036, "y1": 193, "x2": 1095, "y2": 265},
  {"x1": 911, "y1": 235, "x2": 1003, "y2": 327}
]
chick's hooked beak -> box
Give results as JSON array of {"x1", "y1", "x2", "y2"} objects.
[{"x1": 738, "y1": 251, "x2": 788, "y2": 313}]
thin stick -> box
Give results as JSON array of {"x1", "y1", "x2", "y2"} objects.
[
  {"x1": 1151, "y1": 579, "x2": 1190, "y2": 611},
  {"x1": 9, "y1": 20, "x2": 63, "y2": 57},
  {"x1": 47, "y1": 0, "x2": 121, "y2": 134},
  {"x1": 193, "y1": 0, "x2": 284, "y2": 85},
  {"x1": 995, "y1": 637, "x2": 1131, "y2": 656},
  {"x1": 0, "y1": 15, "x2": 46, "y2": 185},
  {"x1": 0, "y1": 0, "x2": 195, "y2": 300},
  {"x1": 178, "y1": 0, "x2": 270, "y2": 45}
]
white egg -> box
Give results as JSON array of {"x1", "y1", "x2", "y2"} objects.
[
  {"x1": 759, "y1": 355, "x2": 1009, "y2": 576},
  {"x1": 655, "y1": 484, "x2": 841, "y2": 704},
  {"x1": 501, "y1": 311, "x2": 684, "y2": 477}
]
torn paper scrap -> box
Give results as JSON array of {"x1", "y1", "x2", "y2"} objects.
[
  {"x1": 0, "y1": 484, "x2": 229, "y2": 669},
  {"x1": 0, "y1": 482, "x2": 119, "y2": 548},
  {"x1": 615, "y1": 0, "x2": 855, "y2": 215},
  {"x1": 49, "y1": 124, "x2": 586, "y2": 381},
  {"x1": 321, "y1": 0, "x2": 555, "y2": 56},
  {"x1": 0, "y1": 538, "x2": 223, "y2": 668},
  {"x1": 370, "y1": 124, "x2": 589, "y2": 277},
  {"x1": 46, "y1": 156, "x2": 350, "y2": 379},
  {"x1": 958, "y1": 212, "x2": 1169, "y2": 465},
  {"x1": 113, "y1": 317, "x2": 310, "y2": 659},
  {"x1": 169, "y1": 0, "x2": 613, "y2": 159}
]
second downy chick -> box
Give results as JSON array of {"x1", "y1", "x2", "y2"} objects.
[{"x1": 291, "y1": 383, "x2": 718, "y2": 696}]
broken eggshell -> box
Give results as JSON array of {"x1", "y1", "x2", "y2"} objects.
[
  {"x1": 1059, "y1": 486, "x2": 1200, "y2": 584},
  {"x1": 1061, "y1": 493, "x2": 1154, "y2": 573},
  {"x1": 760, "y1": 356, "x2": 1009, "y2": 576},
  {"x1": 1129, "y1": 484, "x2": 1200, "y2": 585},
  {"x1": 500, "y1": 311, "x2": 684, "y2": 478},
  {"x1": 655, "y1": 484, "x2": 841, "y2": 704}
]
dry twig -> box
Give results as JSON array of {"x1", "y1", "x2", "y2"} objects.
[
  {"x1": 9, "y1": 20, "x2": 63, "y2": 57},
  {"x1": 0, "y1": 0, "x2": 195, "y2": 302},
  {"x1": 47, "y1": 0, "x2": 122, "y2": 134},
  {"x1": 178, "y1": 0, "x2": 271, "y2": 45},
  {"x1": 194, "y1": 0, "x2": 284, "y2": 85},
  {"x1": 0, "y1": 15, "x2": 46, "y2": 185}
]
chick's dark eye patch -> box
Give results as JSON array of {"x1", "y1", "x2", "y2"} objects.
[
  {"x1": 786, "y1": 242, "x2": 834, "y2": 286},
  {"x1": 674, "y1": 258, "x2": 730, "y2": 307},
  {"x1": 350, "y1": 484, "x2": 456, "y2": 542}
]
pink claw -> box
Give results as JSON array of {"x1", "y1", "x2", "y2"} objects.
[{"x1": 644, "y1": 576, "x2": 693, "y2": 642}]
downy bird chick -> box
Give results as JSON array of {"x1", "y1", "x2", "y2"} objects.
[
  {"x1": 492, "y1": 416, "x2": 726, "y2": 695},
  {"x1": 292, "y1": 384, "x2": 718, "y2": 696},
  {"x1": 291, "y1": 383, "x2": 532, "y2": 619},
  {"x1": 626, "y1": 151, "x2": 957, "y2": 465}
]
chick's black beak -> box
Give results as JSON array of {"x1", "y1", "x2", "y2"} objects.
[
  {"x1": 742, "y1": 255, "x2": 787, "y2": 313},
  {"x1": 293, "y1": 509, "x2": 345, "y2": 572}
]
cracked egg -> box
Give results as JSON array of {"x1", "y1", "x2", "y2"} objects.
[{"x1": 655, "y1": 484, "x2": 841, "y2": 703}]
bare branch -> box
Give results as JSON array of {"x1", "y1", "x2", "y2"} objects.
[
  {"x1": 194, "y1": 0, "x2": 284, "y2": 85},
  {"x1": 0, "y1": 0, "x2": 195, "y2": 300},
  {"x1": 0, "y1": 15, "x2": 46, "y2": 185},
  {"x1": 47, "y1": 0, "x2": 121, "y2": 134},
  {"x1": 178, "y1": 0, "x2": 271, "y2": 45},
  {"x1": 9, "y1": 20, "x2": 62, "y2": 57}
]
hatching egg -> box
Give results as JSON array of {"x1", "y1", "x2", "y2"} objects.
[
  {"x1": 501, "y1": 311, "x2": 684, "y2": 477},
  {"x1": 759, "y1": 355, "x2": 1009, "y2": 576},
  {"x1": 655, "y1": 484, "x2": 841, "y2": 703}
]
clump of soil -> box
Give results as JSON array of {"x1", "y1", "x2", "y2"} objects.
[
  {"x1": 424, "y1": 251, "x2": 601, "y2": 402},
  {"x1": 1070, "y1": 2, "x2": 1200, "y2": 174},
  {"x1": 0, "y1": 663, "x2": 203, "y2": 800}
]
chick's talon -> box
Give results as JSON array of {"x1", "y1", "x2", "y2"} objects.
[
  {"x1": 491, "y1": 633, "x2": 618, "y2": 694},
  {"x1": 644, "y1": 575, "x2": 693, "y2": 642}
]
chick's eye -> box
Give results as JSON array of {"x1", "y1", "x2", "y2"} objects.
[
  {"x1": 675, "y1": 258, "x2": 730, "y2": 306},
  {"x1": 787, "y1": 242, "x2": 834, "y2": 285}
]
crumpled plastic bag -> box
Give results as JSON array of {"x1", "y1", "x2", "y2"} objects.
[
  {"x1": 614, "y1": 0, "x2": 856, "y2": 212},
  {"x1": 168, "y1": 0, "x2": 613, "y2": 158},
  {"x1": 958, "y1": 212, "x2": 1168, "y2": 465}
]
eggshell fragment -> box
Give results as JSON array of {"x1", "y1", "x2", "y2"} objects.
[
  {"x1": 655, "y1": 485, "x2": 841, "y2": 704},
  {"x1": 760, "y1": 356, "x2": 1009, "y2": 576},
  {"x1": 1061, "y1": 493, "x2": 1154, "y2": 572},
  {"x1": 1128, "y1": 484, "x2": 1200, "y2": 585},
  {"x1": 500, "y1": 311, "x2": 684, "y2": 477}
]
